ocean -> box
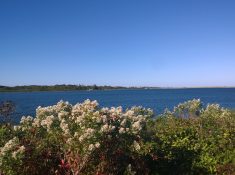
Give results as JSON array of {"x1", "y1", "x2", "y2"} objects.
[{"x1": 1, "y1": 88, "x2": 235, "y2": 122}]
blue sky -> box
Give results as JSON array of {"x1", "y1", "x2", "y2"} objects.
[{"x1": 0, "y1": 0, "x2": 235, "y2": 87}]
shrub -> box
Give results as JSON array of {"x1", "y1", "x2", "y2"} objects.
[
  {"x1": 0, "y1": 99, "x2": 234, "y2": 175},
  {"x1": 151, "y1": 100, "x2": 235, "y2": 174},
  {"x1": 0, "y1": 101, "x2": 16, "y2": 124}
]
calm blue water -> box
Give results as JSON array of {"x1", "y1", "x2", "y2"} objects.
[{"x1": 1, "y1": 88, "x2": 235, "y2": 122}]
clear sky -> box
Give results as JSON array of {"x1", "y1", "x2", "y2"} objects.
[{"x1": 0, "y1": 0, "x2": 235, "y2": 87}]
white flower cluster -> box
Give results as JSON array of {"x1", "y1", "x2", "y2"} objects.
[
  {"x1": 71, "y1": 101, "x2": 151, "y2": 140},
  {"x1": 17, "y1": 116, "x2": 34, "y2": 131},
  {"x1": 72, "y1": 100, "x2": 99, "y2": 125},
  {"x1": 202, "y1": 104, "x2": 232, "y2": 119},
  {"x1": 78, "y1": 128, "x2": 95, "y2": 142},
  {"x1": 174, "y1": 99, "x2": 201, "y2": 112},
  {"x1": 72, "y1": 99, "x2": 98, "y2": 117},
  {"x1": 41, "y1": 115, "x2": 54, "y2": 131},
  {"x1": 88, "y1": 142, "x2": 100, "y2": 152},
  {"x1": 69, "y1": 101, "x2": 151, "y2": 155},
  {"x1": 0, "y1": 137, "x2": 25, "y2": 165},
  {"x1": 60, "y1": 119, "x2": 70, "y2": 136},
  {"x1": 24, "y1": 101, "x2": 72, "y2": 134},
  {"x1": 20, "y1": 116, "x2": 33, "y2": 124},
  {"x1": 0, "y1": 137, "x2": 19, "y2": 157},
  {"x1": 173, "y1": 99, "x2": 202, "y2": 117},
  {"x1": 100, "y1": 124, "x2": 116, "y2": 133}
]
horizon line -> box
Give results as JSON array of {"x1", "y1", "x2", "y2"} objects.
[{"x1": 1, "y1": 84, "x2": 235, "y2": 89}]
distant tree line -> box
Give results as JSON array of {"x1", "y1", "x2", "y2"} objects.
[{"x1": 0, "y1": 85, "x2": 131, "y2": 92}]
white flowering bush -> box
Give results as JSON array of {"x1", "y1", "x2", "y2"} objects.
[{"x1": 0, "y1": 100, "x2": 153, "y2": 175}]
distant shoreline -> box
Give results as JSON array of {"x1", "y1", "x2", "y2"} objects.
[{"x1": 0, "y1": 85, "x2": 235, "y2": 92}]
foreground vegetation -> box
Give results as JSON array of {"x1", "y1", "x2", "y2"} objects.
[{"x1": 0, "y1": 99, "x2": 234, "y2": 175}]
